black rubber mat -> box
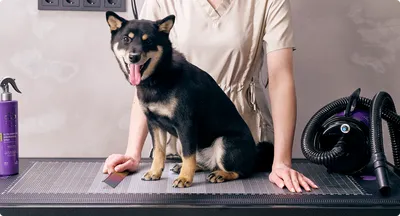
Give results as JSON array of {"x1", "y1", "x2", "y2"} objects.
[
  {"x1": 2, "y1": 161, "x2": 366, "y2": 196},
  {"x1": 1, "y1": 158, "x2": 399, "y2": 206}
]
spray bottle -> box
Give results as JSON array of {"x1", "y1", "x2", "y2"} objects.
[{"x1": 0, "y1": 77, "x2": 21, "y2": 176}]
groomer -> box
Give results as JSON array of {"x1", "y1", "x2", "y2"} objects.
[{"x1": 103, "y1": 0, "x2": 318, "y2": 193}]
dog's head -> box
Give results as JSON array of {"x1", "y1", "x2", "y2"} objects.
[{"x1": 105, "y1": 11, "x2": 175, "y2": 86}]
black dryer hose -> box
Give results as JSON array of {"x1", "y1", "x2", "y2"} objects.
[
  {"x1": 369, "y1": 91, "x2": 400, "y2": 194},
  {"x1": 301, "y1": 91, "x2": 400, "y2": 195}
]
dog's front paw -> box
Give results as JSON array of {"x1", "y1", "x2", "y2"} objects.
[
  {"x1": 172, "y1": 176, "x2": 192, "y2": 188},
  {"x1": 207, "y1": 171, "x2": 226, "y2": 183},
  {"x1": 141, "y1": 169, "x2": 162, "y2": 181},
  {"x1": 170, "y1": 163, "x2": 182, "y2": 174}
]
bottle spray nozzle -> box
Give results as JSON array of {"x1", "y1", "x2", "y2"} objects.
[{"x1": 0, "y1": 77, "x2": 21, "y2": 101}]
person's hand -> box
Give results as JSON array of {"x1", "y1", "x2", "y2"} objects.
[
  {"x1": 102, "y1": 154, "x2": 140, "y2": 174},
  {"x1": 269, "y1": 163, "x2": 318, "y2": 193}
]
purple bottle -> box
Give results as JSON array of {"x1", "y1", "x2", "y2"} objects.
[{"x1": 0, "y1": 77, "x2": 21, "y2": 176}]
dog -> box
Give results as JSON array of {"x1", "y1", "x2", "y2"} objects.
[{"x1": 105, "y1": 11, "x2": 274, "y2": 188}]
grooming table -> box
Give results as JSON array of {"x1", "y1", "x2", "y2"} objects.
[{"x1": 1, "y1": 158, "x2": 400, "y2": 216}]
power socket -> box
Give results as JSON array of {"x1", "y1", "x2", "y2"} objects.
[
  {"x1": 83, "y1": 0, "x2": 101, "y2": 8},
  {"x1": 41, "y1": 0, "x2": 59, "y2": 6},
  {"x1": 38, "y1": 0, "x2": 60, "y2": 10},
  {"x1": 104, "y1": 0, "x2": 122, "y2": 9},
  {"x1": 62, "y1": 0, "x2": 81, "y2": 7},
  {"x1": 38, "y1": 0, "x2": 125, "y2": 11}
]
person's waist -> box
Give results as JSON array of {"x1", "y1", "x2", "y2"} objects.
[{"x1": 217, "y1": 77, "x2": 262, "y2": 93}]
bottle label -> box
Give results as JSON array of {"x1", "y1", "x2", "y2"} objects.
[{"x1": 1, "y1": 132, "x2": 18, "y2": 157}]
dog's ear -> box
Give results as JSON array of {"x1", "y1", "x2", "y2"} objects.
[
  {"x1": 106, "y1": 11, "x2": 126, "y2": 31},
  {"x1": 156, "y1": 15, "x2": 175, "y2": 34}
]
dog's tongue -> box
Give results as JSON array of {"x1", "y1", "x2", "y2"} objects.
[{"x1": 129, "y1": 64, "x2": 141, "y2": 85}]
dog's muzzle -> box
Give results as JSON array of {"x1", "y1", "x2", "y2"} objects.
[{"x1": 129, "y1": 53, "x2": 141, "y2": 63}]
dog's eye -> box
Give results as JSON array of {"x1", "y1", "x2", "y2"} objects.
[
  {"x1": 122, "y1": 36, "x2": 131, "y2": 44},
  {"x1": 144, "y1": 38, "x2": 152, "y2": 45}
]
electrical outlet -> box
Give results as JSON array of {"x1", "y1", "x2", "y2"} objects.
[
  {"x1": 38, "y1": 0, "x2": 125, "y2": 11},
  {"x1": 104, "y1": 0, "x2": 123, "y2": 9},
  {"x1": 83, "y1": 0, "x2": 101, "y2": 8},
  {"x1": 38, "y1": 0, "x2": 60, "y2": 10},
  {"x1": 62, "y1": 0, "x2": 81, "y2": 7},
  {"x1": 41, "y1": 0, "x2": 59, "y2": 6}
]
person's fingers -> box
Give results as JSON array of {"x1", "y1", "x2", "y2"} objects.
[
  {"x1": 297, "y1": 174, "x2": 311, "y2": 191},
  {"x1": 103, "y1": 154, "x2": 115, "y2": 173},
  {"x1": 115, "y1": 158, "x2": 135, "y2": 172},
  {"x1": 280, "y1": 170, "x2": 295, "y2": 192},
  {"x1": 302, "y1": 174, "x2": 319, "y2": 189},
  {"x1": 102, "y1": 161, "x2": 108, "y2": 173},
  {"x1": 105, "y1": 154, "x2": 126, "y2": 174},
  {"x1": 105, "y1": 156, "x2": 115, "y2": 174},
  {"x1": 269, "y1": 172, "x2": 284, "y2": 189},
  {"x1": 107, "y1": 162, "x2": 116, "y2": 174},
  {"x1": 290, "y1": 170, "x2": 302, "y2": 193}
]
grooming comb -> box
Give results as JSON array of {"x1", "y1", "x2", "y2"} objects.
[{"x1": 103, "y1": 171, "x2": 129, "y2": 188}]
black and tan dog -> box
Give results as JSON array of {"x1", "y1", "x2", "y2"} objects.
[{"x1": 105, "y1": 11, "x2": 274, "y2": 188}]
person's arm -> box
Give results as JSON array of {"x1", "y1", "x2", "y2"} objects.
[
  {"x1": 124, "y1": 93, "x2": 148, "y2": 160},
  {"x1": 267, "y1": 49, "x2": 318, "y2": 193},
  {"x1": 263, "y1": 0, "x2": 296, "y2": 169},
  {"x1": 263, "y1": 0, "x2": 318, "y2": 192},
  {"x1": 267, "y1": 48, "x2": 296, "y2": 169},
  {"x1": 103, "y1": 93, "x2": 148, "y2": 174}
]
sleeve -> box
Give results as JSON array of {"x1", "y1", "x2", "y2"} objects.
[
  {"x1": 139, "y1": 0, "x2": 163, "y2": 21},
  {"x1": 263, "y1": 0, "x2": 296, "y2": 53}
]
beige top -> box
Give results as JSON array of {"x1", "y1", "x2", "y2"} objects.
[{"x1": 140, "y1": 0, "x2": 295, "y2": 144}]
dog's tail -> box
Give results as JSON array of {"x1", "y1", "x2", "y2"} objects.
[{"x1": 253, "y1": 141, "x2": 274, "y2": 172}]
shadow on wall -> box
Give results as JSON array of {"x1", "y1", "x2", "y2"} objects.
[
  {"x1": 0, "y1": 0, "x2": 145, "y2": 158},
  {"x1": 0, "y1": 0, "x2": 399, "y2": 162},
  {"x1": 288, "y1": 0, "x2": 400, "y2": 162}
]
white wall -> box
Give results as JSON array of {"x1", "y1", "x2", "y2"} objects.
[
  {"x1": 0, "y1": 0, "x2": 147, "y2": 158},
  {"x1": 0, "y1": 0, "x2": 400, "y2": 163}
]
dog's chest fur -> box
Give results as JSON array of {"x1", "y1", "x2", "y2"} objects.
[
  {"x1": 140, "y1": 97, "x2": 177, "y2": 119},
  {"x1": 137, "y1": 86, "x2": 178, "y2": 121}
]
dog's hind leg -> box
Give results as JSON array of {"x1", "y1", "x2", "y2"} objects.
[
  {"x1": 142, "y1": 125, "x2": 167, "y2": 181},
  {"x1": 166, "y1": 135, "x2": 180, "y2": 159},
  {"x1": 170, "y1": 138, "x2": 205, "y2": 174},
  {"x1": 207, "y1": 170, "x2": 239, "y2": 183},
  {"x1": 170, "y1": 163, "x2": 206, "y2": 174},
  {"x1": 206, "y1": 136, "x2": 257, "y2": 183}
]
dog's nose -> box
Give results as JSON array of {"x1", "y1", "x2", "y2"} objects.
[{"x1": 129, "y1": 53, "x2": 141, "y2": 63}]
